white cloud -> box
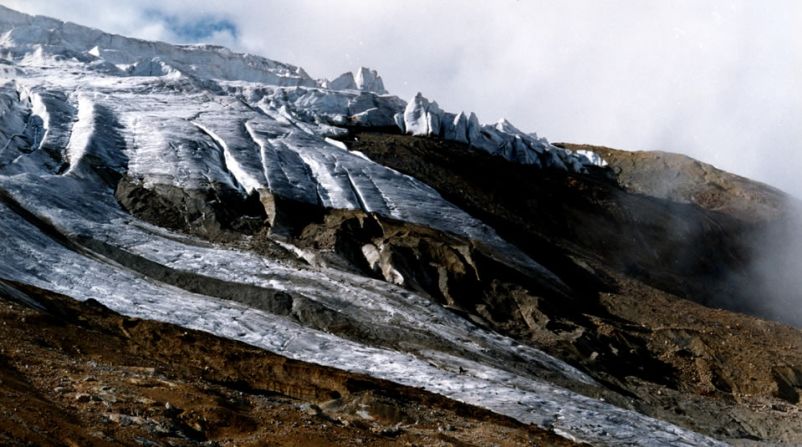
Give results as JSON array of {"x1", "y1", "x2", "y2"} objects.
[{"x1": 3, "y1": 0, "x2": 802, "y2": 196}]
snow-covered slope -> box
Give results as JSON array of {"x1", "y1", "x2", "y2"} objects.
[{"x1": 0, "y1": 6, "x2": 720, "y2": 445}]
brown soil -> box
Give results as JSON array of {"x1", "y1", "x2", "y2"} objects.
[
  {"x1": 555, "y1": 143, "x2": 789, "y2": 223},
  {"x1": 0, "y1": 280, "x2": 578, "y2": 447}
]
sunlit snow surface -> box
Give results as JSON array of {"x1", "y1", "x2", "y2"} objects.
[{"x1": 0, "y1": 6, "x2": 720, "y2": 446}]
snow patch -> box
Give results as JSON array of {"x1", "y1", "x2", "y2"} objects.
[
  {"x1": 576, "y1": 149, "x2": 608, "y2": 167},
  {"x1": 324, "y1": 137, "x2": 349, "y2": 151},
  {"x1": 63, "y1": 95, "x2": 94, "y2": 176}
]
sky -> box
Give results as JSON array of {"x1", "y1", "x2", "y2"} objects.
[{"x1": 3, "y1": 0, "x2": 802, "y2": 196}]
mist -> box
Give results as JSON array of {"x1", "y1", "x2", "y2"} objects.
[{"x1": 744, "y1": 198, "x2": 802, "y2": 326}]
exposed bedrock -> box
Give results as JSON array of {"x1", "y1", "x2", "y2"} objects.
[
  {"x1": 112, "y1": 168, "x2": 674, "y2": 395},
  {"x1": 295, "y1": 210, "x2": 579, "y2": 329},
  {"x1": 116, "y1": 175, "x2": 268, "y2": 241},
  {"x1": 292, "y1": 208, "x2": 682, "y2": 389},
  {"x1": 343, "y1": 132, "x2": 792, "y2": 322}
]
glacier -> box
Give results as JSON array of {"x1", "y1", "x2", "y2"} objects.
[{"x1": 0, "y1": 5, "x2": 722, "y2": 446}]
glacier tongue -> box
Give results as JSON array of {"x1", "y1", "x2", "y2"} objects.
[{"x1": 0, "y1": 5, "x2": 720, "y2": 446}]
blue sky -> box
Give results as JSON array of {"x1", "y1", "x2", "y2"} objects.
[
  {"x1": 3, "y1": 0, "x2": 802, "y2": 196},
  {"x1": 142, "y1": 9, "x2": 239, "y2": 42}
]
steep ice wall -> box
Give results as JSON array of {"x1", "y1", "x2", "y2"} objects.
[
  {"x1": 354, "y1": 66, "x2": 387, "y2": 94},
  {"x1": 320, "y1": 67, "x2": 387, "y2": 94}
]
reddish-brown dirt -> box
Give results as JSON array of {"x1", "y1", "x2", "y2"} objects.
[{"x1": 0, "y1": 280, "x2": 579, "y2": 447}]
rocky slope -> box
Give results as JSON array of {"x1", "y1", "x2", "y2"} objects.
[
  {"x1": 2, "y1": 5, "x2": 802, "y2": 446},
  {"x1": 340, "y1": 131, "x2": 802, "y2": 443}
]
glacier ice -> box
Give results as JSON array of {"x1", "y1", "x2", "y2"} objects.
[
  {"x1": 320, "y1": 67, "x2": 387, "y2": 95},
  {"x1": 324, "y1": 71, "x2": 358, "y2": 90},
  {"x1": 396, "y1": 91, "x2": 608, "y2": 171},
  {"x1": 354, "y1": 66, "x2": 387, "y2": 94},
  {"x1": 400, "y1": 92, "x2": 444, "y2": 136},
  {"x1": 0, "y1": 5, "x2": 719, "y2": 445}
]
